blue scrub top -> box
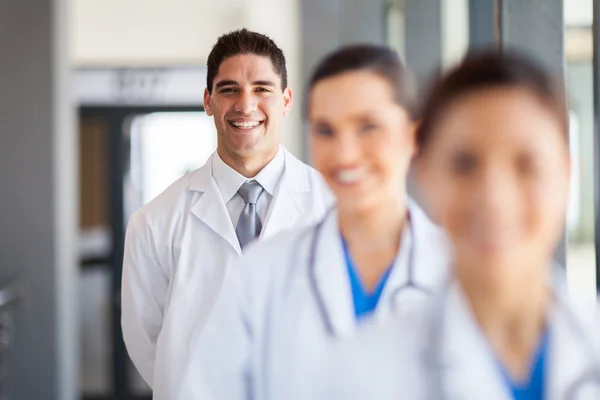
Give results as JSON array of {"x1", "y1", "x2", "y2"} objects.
[
  {"x1": 342, "y1": 237, "x2": 394, "y2": 319},
  {"x1": 498, "y1": 331, "x2": 549, "y2": 400}
]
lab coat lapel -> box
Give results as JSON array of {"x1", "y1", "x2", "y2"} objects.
[
  {"x1": 546, "y1": 288, "x2": 600, "y2": 400},
  {"x1": 433, "y1": 276, "x2": 600, "y2": 400},
  {"x1": 375, "y1": 199, "x2": 451, "y2": 319},
  {"x1": 189, "y1": 154, "x2": 242, "y2": 255},
  {"x1": 409, "y1": 199, "x2": 452, "y2": 288},
  {"x1": 374, "y1": 213, "x2": 414, "y2": 319},
  {"x1": 432, "y1": 285, "x2": 512, "y2": 400},
  {"x1": 312, "y1": 209, "x2": 357, "y2": 337},
  {"x1": 260, "y1": 149, "x2": 307, "y2": 240}
]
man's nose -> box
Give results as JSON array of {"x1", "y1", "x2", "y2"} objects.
[{"x1": 234, "y1": 91, "x2": 258, "y2": 114}]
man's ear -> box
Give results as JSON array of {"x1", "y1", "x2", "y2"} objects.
[
  {"x1": 204, "y1": 88, "x2": 213, "y2": 116},
  {"x1": 282, "y1": 87, "x2": 293, "y2": 116}
]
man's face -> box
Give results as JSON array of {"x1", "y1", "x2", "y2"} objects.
[{"x1": 204, "y1": 54, "x2": 292, "y2": 160}]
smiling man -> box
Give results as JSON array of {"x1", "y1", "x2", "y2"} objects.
[{"x1": 121, "y1": 29, "x2": 332, "y2": 397}]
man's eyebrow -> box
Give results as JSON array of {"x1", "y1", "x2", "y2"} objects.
[
  {"x1": 214, "y1": 80, "x2": 278, "y2": 89},
  {"x1": 215, "y1": 80, "x2": 239, "y2": 88},
  {"x1": 253, "y1": 80, "x2": 276, "y2": 87}
]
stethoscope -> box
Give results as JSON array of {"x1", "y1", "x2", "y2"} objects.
[
  {"x1": 422, "y1": 279, "x2": 600, "y2": 400},
  {"x1": 306, "y1": 206, "x2": 435, "y2": 336}
]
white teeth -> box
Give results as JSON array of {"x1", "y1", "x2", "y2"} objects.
[
  {"x1": 336, "y1": 168, "x2": 366, "y2": 184},
  {"x1": 230, "y1": 121, "x2": 261, "y2": 129}
]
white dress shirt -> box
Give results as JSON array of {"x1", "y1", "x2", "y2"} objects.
[{"x1": 211, "y1": 147, "x2": 285, "y2": 228}]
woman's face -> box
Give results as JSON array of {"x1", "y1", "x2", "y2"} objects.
[
  {"x1": 418, "y1": 87, "x2": 569, "y2": 283},
  {"x1": 309, "y1": 70, "x2": 416, "y2": 214}
]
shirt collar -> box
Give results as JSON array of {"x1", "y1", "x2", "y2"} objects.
[
  {"x1": 252, "y1": 146, "x2": 285, "y2": 196},
  {"x1": 212, "y1": 146, "x2": 285, "y2": 202}
]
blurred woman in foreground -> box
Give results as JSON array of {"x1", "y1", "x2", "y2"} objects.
[{"x1": 324, "y1": 50, "x2": 600, "y2": 400}]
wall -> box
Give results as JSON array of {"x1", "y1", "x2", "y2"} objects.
[
  {"x1": 70, "y1": 0, "x2": 243, "y2": 66},
  {"x1": 565, "y1": 0, "x2": 593, "y2": 26},
  {"x1": 0, "y1": 0, "x2": 78, "y2": 398},
  {"x1": 70, "y1": 0, "x2": 304, "y2": 157},
  {"x1": 442, "y1": 0, "x2": 469, "y2": 69},
  {"x1": 566, "y1": 62, "x2": 595, "y2": 241}
]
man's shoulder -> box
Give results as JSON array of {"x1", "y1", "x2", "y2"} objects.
[
  {"x1": 130, "y1": 161, "x2": 211, "y2": 226},
  {"x1": 282, "y1": 148, "x2": 320, "y2": 179},
  {"x1": 282, "y1": 148, "x2": 333, "y2": 203}
]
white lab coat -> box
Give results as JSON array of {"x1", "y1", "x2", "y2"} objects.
[
  {"x1": 177, "y1": 200, "x2": 451, "y2": 400},
  {"x1": 322, "y1": 276, "x2": 600, "y2": 400},
  {"x1": 121, "y1": 148, "x2": 333, "y2": 395}
]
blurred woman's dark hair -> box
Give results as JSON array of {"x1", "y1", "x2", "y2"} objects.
[
  {"x1": 416, "y1": 49, "x2": 568, "y2": 150},
  {"x1": 307, "y1": 44, "x2": 418, "y2": 118}
]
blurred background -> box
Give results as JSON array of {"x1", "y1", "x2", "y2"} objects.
[{"x1": 0, "y1": 0, "x2": 598, "y2": 398}]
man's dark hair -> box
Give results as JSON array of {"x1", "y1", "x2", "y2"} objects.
[{"x1": 206, "y1": 29, "x2": 288, "y2": 94}]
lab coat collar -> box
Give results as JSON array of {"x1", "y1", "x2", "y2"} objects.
[
  {"x1": 211, "y1": 146, "x2": 285, "y2": 203},
  {"x1": 427, "y1": 284, "x2": 512, "y2": 399},
  {"x1": 252, "y1": 146, "x2": 285, "y2": 197},
  {"x1": 312, "y1": 198, "x2": 446, "y2": 338},
  {"x1": 375, "y1": 199, "x2": 451, "y2": 319},
  {"x1": 211, "y1": 151, "x2": 249, "y2": 204},
  {"x1": 311, "y1": 208, "x2": 357, "y2": 338},
  {"x1": 546, "y1": 279, "x2": 600, "y2": 400},
  {"x1": 408, "y1": 199, "x2": 452, "y2": 287},
  {"x1": 258, "y1": 149, "x2": 309, "y2": 240},
  {"x1": 188, "y1": 153, "x2": 243, "y2": 254},
  {"x1": 187, "y1": 152, "x2": 214, "y2": 193},
  {"x1": 425, "y1": 277, "x2": 600, "y2": 400},
  {"x1": 187, "y1": 149, "x2": 312, "y2": 254}
]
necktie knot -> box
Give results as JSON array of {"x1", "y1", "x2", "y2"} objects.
[{"x1": 238, "y1": 181, "x2": 263, "y2": 205}]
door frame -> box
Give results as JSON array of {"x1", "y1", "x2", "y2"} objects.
[{"x1": 79, "y1": 105, "x2": 204, "y2": 400}]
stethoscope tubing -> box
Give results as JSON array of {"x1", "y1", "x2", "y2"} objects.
[{"x1": 307, "y1": 206, "x2": 432, "y2": 336}]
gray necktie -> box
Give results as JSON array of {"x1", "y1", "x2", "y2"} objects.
[{"x1": 236, "y1": 181, "x2": 264, "y2": 250}]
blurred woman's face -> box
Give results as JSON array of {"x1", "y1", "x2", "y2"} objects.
[
  {"x1": 419, "y1": 87, "x2": 569, "y2": 283},
  {"x1": 309, "y1": 71, "x2": 416, "y2": 214}
]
